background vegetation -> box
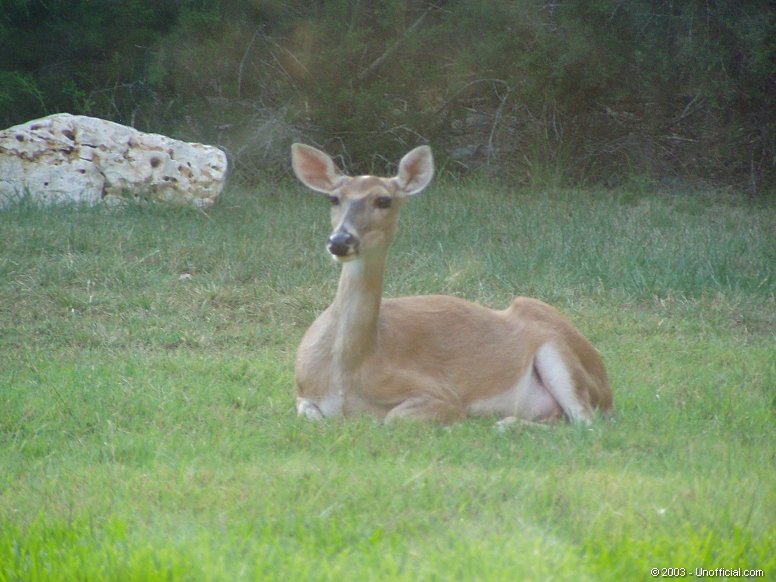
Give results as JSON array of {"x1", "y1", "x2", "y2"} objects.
[
  {"x1": 1, "y1": 184, "x2": 774, "y2": 579},
  {"x1": 1, "y1": 0, "x2": 774, "y2": 192}
]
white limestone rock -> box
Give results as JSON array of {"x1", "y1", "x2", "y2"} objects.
[{"x1": 0, "y1": 113, "x2": 227, "y2": 208}]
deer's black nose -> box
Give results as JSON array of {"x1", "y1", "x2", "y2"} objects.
[{"x1": 328, "y1": 231, "x2": 356, "y2": 257}]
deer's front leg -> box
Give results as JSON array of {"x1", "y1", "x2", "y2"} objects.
[
  {"x1": 384, "y1": 395, "x2": 464, "y2": 424},
  {"x1": 296, "y1": 398, "x2": 324, "y2": 421},
  {"x1": 296, "y1": 386, "x2": 347, "y2": 420}
]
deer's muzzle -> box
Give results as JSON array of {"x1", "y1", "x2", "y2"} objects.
[{"x1": 327, "y1": 230, "x2": 358, "y2": 258}]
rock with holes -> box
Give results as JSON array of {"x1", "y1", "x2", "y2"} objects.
[{"x1": 0, "y1": 113, "x2": 227, "y2": 208}]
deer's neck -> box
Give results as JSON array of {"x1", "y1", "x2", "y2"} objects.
[{"x1": 330, "y1": 253, "x2": 386, "y2": 369}]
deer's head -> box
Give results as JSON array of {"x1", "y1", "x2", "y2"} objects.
[{"x1": 291, "y1": 144, "x2": 434, "y2": 262}]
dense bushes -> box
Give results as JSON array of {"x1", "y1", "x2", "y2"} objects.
[{"x1": 1, "y1": 0, "x2": 773, "y2": 192}]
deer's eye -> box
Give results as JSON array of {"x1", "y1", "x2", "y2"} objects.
[
  {"x1": 374, "y1": 196, "x2": 392, "y2": 209},
  {"x1": 327, "y1": 195, "x2": 340, "y2": 206}
]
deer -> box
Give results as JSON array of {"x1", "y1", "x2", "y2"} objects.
[{"x1": 290, "y1": 143, "x2": 613, "y2": 425}]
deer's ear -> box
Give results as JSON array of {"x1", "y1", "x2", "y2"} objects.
[
  {"x1": 291, "y1": 144, "x2": 347, "y2": 194},
  {"x1": 392, "y1": 145, "x2": 434, "y2": 196}
]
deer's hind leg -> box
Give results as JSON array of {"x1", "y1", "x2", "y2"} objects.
[{"x1": 532, "y1": 343, "x2": 593, "y2": 424}]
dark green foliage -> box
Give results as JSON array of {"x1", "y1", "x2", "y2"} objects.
[
  {"x1": 0, "y1": 0, "x2": 178, "y2": 125},
  {"x1": 1, "y1": 0, "x2": 773, "y2": 191}
]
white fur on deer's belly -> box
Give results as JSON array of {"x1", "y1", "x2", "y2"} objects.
[{"x1": 467, "y1": 346, "x2": 564, "y2": 421}]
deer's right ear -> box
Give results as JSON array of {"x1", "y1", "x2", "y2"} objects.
[
  {"x1": 392, "y1": 145, "x2": 434, "y2": 196},
  {"x1": 291, "y1": 144, "x2": 347, "y2": 194}
]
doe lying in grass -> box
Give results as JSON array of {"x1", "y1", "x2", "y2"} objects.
[{"x1": 291, "y1": 143, "x2": 613, "y2": 424}]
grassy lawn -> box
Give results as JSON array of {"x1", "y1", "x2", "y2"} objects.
[{"x1": 1, "y1": 183, "x2": 774, "y2": 580}]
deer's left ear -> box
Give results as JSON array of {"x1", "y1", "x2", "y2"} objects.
[
  {"x1": 392, "y1": 145, "x2": 434, "y2": 196},
  {"x1": 291, "y1": 143, "x2": 348, "y2": 194}
]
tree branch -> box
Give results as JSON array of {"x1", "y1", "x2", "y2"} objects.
[{"x1": 357, "y1": 9, "x2": 430, "y2": 82}]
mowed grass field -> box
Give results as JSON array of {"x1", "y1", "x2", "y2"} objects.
[{"x1": 1, "y1": 182, "x2": 774, "y2": 581}]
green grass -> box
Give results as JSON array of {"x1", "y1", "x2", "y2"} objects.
[{"x1": 1, "y1": 182, "x2": 774, "y2": 581}]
